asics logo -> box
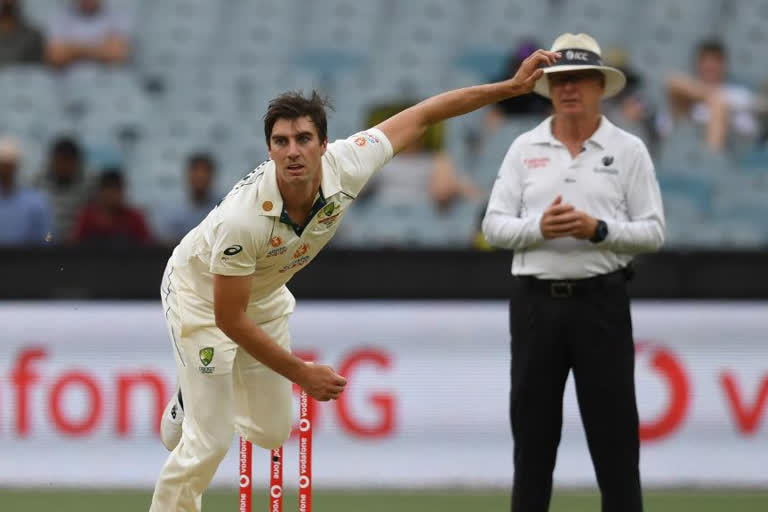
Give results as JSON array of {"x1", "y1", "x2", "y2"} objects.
[{"x1": 224, "y1": 245, "x2": 243, "y2": 256}]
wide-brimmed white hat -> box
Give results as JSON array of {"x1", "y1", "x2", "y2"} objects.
[{"x1": 534, "y1": 33, "x2": 626, "y2": 99}]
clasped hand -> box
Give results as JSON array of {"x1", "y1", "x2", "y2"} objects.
[{"x1": 540, "y1": 195, "x2": 598, "y2": 240}]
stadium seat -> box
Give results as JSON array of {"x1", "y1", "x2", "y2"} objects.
[
  {"x1": 2, "y1": 0, "x2": 766, "y2": 250},
  {"x1": 657, "y1": 172, "x2": 715, "y2": 212},
  {"x1": 554, "y1": 0, "x2": 635, "y2": 47},
  {"x1": 470, "y1": 117, "x2": 539, "y2": 190}
]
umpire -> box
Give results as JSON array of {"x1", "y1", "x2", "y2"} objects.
[{"x1": 482, "y1": 33, "x2": 665, "y2": 512}]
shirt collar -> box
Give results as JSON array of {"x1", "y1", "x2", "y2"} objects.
[
  {"x1": 530, "y1": 116, "x2": 559, "y2": 146},
  {"x1": 531, "y1": 115, "x2": 614, "y2": 149},
  {"x1": 587, "y1": 116, "x2": 615, "y2": 149},
  {"x1": 256, "y1": 163, "x2": 283, "y2": 217},
  {"x1": 279, "y1": 187, "x2": 327, "y2": 236},
  {"x1": 256, "y1": 157, "x2": 341, "y2": 218}
]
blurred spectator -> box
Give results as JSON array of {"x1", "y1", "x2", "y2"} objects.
[
  {"x1": 46, "y1": 0, "x2": 131, "y2": 69},
  {"x1": 34, "y1": 136, "x2": 92, "y2": 244},
  {"x1": 0, "y1": 136, "x2": 53, "y2": 246},
  {"x1": 366, "y1": 137, "x2": 483, "y2": 210},
  {"x1": 665, "y1": 39, "x2": 759, "y2": 152},
  {"x1": 71, "y1": 168, "x2": 151, "y2": 246},
  {"x1": 602, "y1": 48, "x2": 659, "y2": 152},
  {"x1": 0, "y1": 0, "x2": 44, "y2": 66},
  {"x1": 463, "y1": 39, "x2": 552, "y2": 158},
  {"x1": 485, "y1": 38, "x2": 552, "y2": 132},
  {"x1": 364, "y1": 103, "x2": 482, "y2": 210},
  {"x1": 157, "y1": 153, "x2": 219, "y2": 244}
]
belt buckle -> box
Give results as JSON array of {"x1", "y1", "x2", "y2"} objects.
[{"x1": 550, "y1": 282, "x2": 573, "y2": 298}]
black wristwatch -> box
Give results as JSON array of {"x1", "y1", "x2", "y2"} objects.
[{"x1": 590, "y1": 219, "x2": 608, "y2": 243}]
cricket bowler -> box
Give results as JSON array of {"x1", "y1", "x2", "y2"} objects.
[{"x1": 150, "y1": 48, "x2": 560, "y2": 511}]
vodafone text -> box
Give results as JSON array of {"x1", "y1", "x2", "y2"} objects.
[
  {"x1": 3, "y1": 347, "x2": 397, "y2": 438},
  {"x1": 2, "y1": 345, "x2": 766, "y2": 440}
]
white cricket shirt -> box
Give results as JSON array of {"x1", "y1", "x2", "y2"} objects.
[
  {"x1": 482, "y1": 116, "x2": 665, "y2": 279},
  {"x1": 169, "y1": 129, "x2": 393, "y2": 326}
]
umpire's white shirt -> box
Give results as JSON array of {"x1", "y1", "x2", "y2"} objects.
[{"x1": 482, "y1": 116, "x2": 665, "y2": 279}]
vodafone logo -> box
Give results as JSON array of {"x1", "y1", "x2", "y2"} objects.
[
  {"x1": 636, "y1": 342, "x2": 690, "y2": 442},
  {"x1": 299, "y1": 476, "x2": 311, "y2": 489},
  {"x1": 239, "y1": 474, "x2": 250, "y2": 488},
  {"x1": 299, "y1": 418, "x2": 311, "y2": 432},
  {"x1": 270, "y1": 485, "x2": 282, "y2": 499}
]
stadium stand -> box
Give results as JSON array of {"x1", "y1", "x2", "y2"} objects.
[{"x1": 1, "y1": 0, "x2": 766, "y2": 248}]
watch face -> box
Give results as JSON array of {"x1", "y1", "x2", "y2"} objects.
[{"x1": 592, "y1": 220, "x2": 607, "y2": 243}]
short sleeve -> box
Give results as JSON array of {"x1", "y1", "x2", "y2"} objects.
[
  {"x1": 208, "y1": 217, "x2": 264, "y2": 276},
  {"x1": 328, "y1": 128, "x2": 394, "y2": 197}
]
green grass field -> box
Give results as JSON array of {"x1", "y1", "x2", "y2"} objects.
[{"x1": 1, "y1": 489, "x2": 766, "y2": 511}]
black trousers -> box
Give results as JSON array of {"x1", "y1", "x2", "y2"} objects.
[{"x1": 509, "y1": 270, "x2": 642, "y2": 512}]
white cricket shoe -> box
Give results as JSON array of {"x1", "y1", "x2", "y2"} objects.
[{"x1": 160, "y1": 389, "x2": 184, "y2": 451}]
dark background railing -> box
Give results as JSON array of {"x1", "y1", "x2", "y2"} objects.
[{"x1": 2, "y1": 248, "x2": 767, "y2": 300}]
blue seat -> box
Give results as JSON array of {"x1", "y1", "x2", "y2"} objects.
[
  {"x1": 470, "y1": 117, "x2": 539, "y2": 190},
  {"x1": 657, "y1": 172, "x2": 715, "y2": 212}
]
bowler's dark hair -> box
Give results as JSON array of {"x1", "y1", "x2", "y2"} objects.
[
  {"x1": 695, "y1": 38, "x2": 726, "y2": 60},
  {"x1": 263, "y1": 90, "x2": 332, "y2": 147}
]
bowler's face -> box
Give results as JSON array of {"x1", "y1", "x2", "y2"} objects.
[
  {"x1": 548, "y1": 70, "x2": 605, "y2": 116},
  {"x1": 268, "y1": 116, "x2": 327, "y2": 187}
]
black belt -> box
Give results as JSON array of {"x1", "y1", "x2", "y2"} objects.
[{"x1": 516, "y1": 267, "x2": 633, "y2": 298}]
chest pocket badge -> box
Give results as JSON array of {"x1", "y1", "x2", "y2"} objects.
[
  {"x1": 316, "y1": 202, "x2": 343, "y2": 228},
  {"x1": 594, "y1": 155, "x2": 619, "y2": 175}
]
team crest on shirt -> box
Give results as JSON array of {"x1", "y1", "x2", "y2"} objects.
[
  {"x1": 318, "y1": 202, "x2": 342, "y2": 226},
  {"x1": 353, "y1": 136, "x2": 367, "y2": 147}
]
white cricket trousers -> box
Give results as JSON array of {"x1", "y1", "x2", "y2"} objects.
[{"x1": 150, "y1": 264, "x2": 294, "y2": 512}]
